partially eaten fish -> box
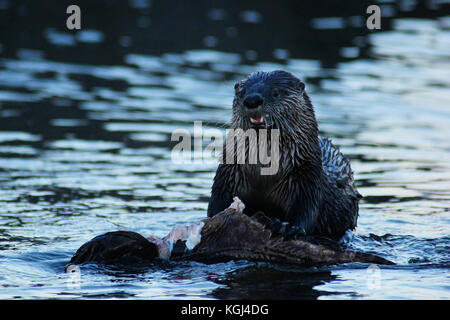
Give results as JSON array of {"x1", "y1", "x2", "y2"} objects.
[{"x1": 66, "y1": 197, "x2": 393, "y2": 271}]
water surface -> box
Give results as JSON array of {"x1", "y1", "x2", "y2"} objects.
[{"x1": 0, "y1": 1, "x2": 449, "y2": 299}]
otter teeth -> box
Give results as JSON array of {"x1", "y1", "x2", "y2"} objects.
[{"x1": 250, "y1": 116, "x2": 264, "y2": 124}]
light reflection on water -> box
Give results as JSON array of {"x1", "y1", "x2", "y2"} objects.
[{"x1": 0, "y1": 2, "x2": 449, "y2": 299}]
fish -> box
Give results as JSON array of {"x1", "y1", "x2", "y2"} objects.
[{"x1": 66, "y1": 197, "x2": 394, "y2": 271}]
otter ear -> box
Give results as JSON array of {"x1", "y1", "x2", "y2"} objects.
[
  {"x1": 289, "y1": 76, "x2": 305, "y2": 92},
  {"x1": 297, "y1": 81, "x2": 306, "y2": 92},
  {"x1": 234, "y1": 82, "x2": 240, "y2": 92}
]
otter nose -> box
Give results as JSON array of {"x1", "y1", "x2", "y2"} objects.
[{"x1": 243, "y1": 94, "x2": 263, "y2": 109}]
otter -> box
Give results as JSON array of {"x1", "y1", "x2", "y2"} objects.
[
  {"x1": 207, "y1": 70, "x2": 361, "y2": 239},
  {"x1": 68, "y1": 198, "x2": 392, "y2": 268},
  {"x1": 65, "y1": 71, "x2": 369, "y2": 270}
]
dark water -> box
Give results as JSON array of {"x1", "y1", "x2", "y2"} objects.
[{"x1": 0, "y1": 0, "x2": 449, "y2": 299}]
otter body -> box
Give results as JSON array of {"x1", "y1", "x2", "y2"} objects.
[{"x1": 207, "y1": 71, "x2": 361, "y2": 239}]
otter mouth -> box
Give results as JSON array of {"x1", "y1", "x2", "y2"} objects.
[{"x1": 250, "y1": 115, "x2": 265, "y2": 126}]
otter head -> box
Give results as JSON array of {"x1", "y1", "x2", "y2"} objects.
[
  {"x1": 231, "y1": 70, "x2": 321, "y2": 166},
  {"x1": 232, "y1": 70, "x2": 316, "y2": 130}
]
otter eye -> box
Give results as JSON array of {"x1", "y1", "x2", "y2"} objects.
[
  {"x1": 235, "y1": 84, "x2": 246, "y2": 98},
  {"x1": 272, "y1": 88, "x2": 280, "y2": 98},
  {"x1": 234, "y1": 83, "x2": 246, "y2": 96}
]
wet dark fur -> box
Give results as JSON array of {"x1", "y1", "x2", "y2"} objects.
[
  {"x1": 187, "y1": 207, "x2": 392, "y2": 266},
  {"x1": 68, "y1": 231, "x2": 159, "y2": 266},
  {"x1": 207, "y1": 71, "x2": 361, "y2": 239}
]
